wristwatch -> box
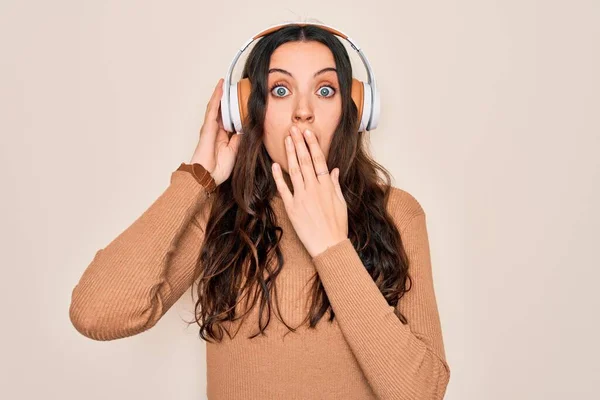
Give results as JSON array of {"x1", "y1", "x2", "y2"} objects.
[{"x1": 176, "y1": 162, "x2": 217, "y2": 195}]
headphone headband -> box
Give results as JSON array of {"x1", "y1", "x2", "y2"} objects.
[
  {"x1": 251, "y1": 22, "x2": 349, "y2": 40},
  {"x1": 222, "y1": 21, "x2": 380, "y2": 133}
]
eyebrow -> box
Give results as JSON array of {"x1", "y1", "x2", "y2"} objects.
[{"x1": 268, "y1": 67, "x2": 337, "y2": 78}]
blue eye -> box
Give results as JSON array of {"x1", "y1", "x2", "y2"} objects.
[
  {"x1": 318, "y1": 86, "x2": 336, "y2": 97},
  {"x1": 271, "y1": 85, "x2": 290, "y2": 97}
]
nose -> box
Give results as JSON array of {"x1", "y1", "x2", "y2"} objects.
[
  {"x1": 293, "y1": 96, "x2": 314, "y2": 123},
  {"x1": 294, "y1": 112, "x2": 313, "y2": 123}
]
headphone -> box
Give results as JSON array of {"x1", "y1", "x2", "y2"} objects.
[{"x1": 220, "y1": 21, "x2": 380, "y2": 134}]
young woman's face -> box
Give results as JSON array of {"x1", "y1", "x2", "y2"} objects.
[{"x1": 263, "y1": 41, "x2": 342, "y2": 175}]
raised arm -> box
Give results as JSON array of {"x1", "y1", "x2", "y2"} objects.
[
  {"x1": 70, "y1": 77, "x2": 241, "y2": 341},
  {"x1": 69, "y1": 169, "x2": 213, "y2": 341}
]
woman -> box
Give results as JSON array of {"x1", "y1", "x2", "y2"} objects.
[{"x1": 69, "y1": 23, "x2": 451, "y2": 400}]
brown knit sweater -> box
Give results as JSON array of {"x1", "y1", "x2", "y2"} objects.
[{"x1": 69, "y1": 167, "x2": 451, "y2": 400}]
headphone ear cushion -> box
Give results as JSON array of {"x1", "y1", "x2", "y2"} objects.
[
  {"x1": 351, "y1": 78, "x2": 364, "y2": 128},
  {"x1": 236, "y1": 77, "x2": 368, "y2": 132},
  {"x1": 237, "y1": 78, "x2": 252, "y2": 131}
]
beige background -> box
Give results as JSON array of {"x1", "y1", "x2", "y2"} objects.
[{"x1": 1, "y1": 0, "x2": 598, "y2": 399}]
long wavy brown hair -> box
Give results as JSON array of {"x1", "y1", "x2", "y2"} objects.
[{"x1": 184, "y1": 24, "x2": 413, "y2": 343}]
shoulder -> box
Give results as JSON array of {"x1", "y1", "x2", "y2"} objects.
[{"x1": 384, "y1": 185, "x2": 426, "y2": 232}]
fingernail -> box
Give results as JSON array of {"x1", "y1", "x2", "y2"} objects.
[{"x1": 304, "y1": 129, "x2": 311, "y2": 136}]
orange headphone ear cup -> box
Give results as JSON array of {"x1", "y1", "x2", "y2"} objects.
[
  {"x1": 237, "y1": 77, "x2": 365, "y2": 129},
  {"x1": 351, "y1": 78, "x2": 364, "y2": 124},
  {"x1": 237, "y1": 78, "x2": 252, "y2": 128}
]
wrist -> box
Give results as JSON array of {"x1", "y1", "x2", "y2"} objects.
[
  {"x1": 189, "y1": 155, "x2": 217, "y2": 183},
  {"x1": 176, "y1": 162, "x2": 217, "y2": 194}
]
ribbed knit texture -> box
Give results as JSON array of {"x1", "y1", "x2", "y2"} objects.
[{"x1": 69, "y1": 168, "x2": 451, "y2": 400}]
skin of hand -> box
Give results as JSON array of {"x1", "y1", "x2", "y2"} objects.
[
  {"x1": 271, "y1": 125, "x2": 348, "y2": 259},
  {"x1": 190, "y1": 78, "x2": 241, "y2": 186}
]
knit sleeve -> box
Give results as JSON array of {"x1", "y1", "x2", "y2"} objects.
[
  {"x1": 311, "y1": 209, "x2": 450, "y2": 399},
  {"x1": 69, "y1": 169, "x2": 213, "y2": 341}
]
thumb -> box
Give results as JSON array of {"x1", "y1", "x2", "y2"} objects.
[{"x1": 228, "y1": 132, "x2": 242, "y2": 153}]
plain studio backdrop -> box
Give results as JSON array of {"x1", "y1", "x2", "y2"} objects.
[{"x1": 1, "y1": 1, "x2": 598, "y2": 399}]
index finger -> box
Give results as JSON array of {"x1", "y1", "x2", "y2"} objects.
[{"x1": 204, "y1": 78, "x2": 224, "y2": 121}]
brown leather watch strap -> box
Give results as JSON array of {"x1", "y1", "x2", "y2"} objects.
[{"x1": 176, "y1": 162, "x2": 217, "y2": 195}]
